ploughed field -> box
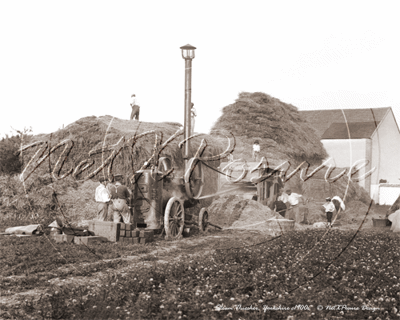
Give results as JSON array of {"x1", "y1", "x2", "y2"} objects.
[{"x1": 1, "y1": 223, "x2": 399, "y2": 320}]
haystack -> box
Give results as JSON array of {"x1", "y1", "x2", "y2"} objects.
[
  {"x1": 299, "y1": 164, "x2": 374, "y2": 224},
  {"x1": 305, "y1": 202, "x2": 330, "y2": 224},
  {"x1": 304, "y1": 198, "x2": 382, "y2": 228},
  {"x1": 211, "y1": 92, "x2": 327, "y2": 165},
  {"x1": 301, "y1": 166, "x2": 371, "y2": 204},
  {"x1": 341, "y1": 200, "x2": 382, "y2": 228},
  {"x1": 26, "y1": 116, "x2": 223, "y2": 183},
  {"x1": 57, "y1": 180, "x2": 99, "y2": 222},
  {"x1": 208, "y1": 195, "x2": 286, "y2": 232},
  {"x1": 12, "y1": 116, "x2": 225, "y2": 223}
]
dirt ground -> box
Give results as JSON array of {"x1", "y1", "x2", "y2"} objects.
[
  {"x1": 1, "y1": 210, "x2": 396, "y2": 312},
  {"x1": 0, "y1": 228, "x2": 270, "y2": 307},
  {"x1": 0, "y1": 194, "x2": 395, "y2": 317}
]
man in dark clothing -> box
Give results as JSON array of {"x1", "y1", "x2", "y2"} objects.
[
  {"x1": 274, "y1": 199, "x2": 287, "y2": 218},
  {"x1": 273, "y1": 189, "x2": 287, "y2": 217},
  {"x1": 130, "y1": 94, "x2": 140, "y2": 120},
  {"x1": 110, "y1": 175, "x2": 132, "y2": 223}
]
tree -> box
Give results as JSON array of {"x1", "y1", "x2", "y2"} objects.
[
  {"x1": 0, "y1": 135, "x2": 23, "y2": 175},
  {"x1": 0, "y1": 127, "x2": 32, "y2": 175}
]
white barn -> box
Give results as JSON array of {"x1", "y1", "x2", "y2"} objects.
[{"x1": 301, "y1": 107, "x2": 400, "y2": 204}]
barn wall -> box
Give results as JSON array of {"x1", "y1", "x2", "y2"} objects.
[
  {"x1": 321, "y1": 139, "x2": 371, "y2": 193},
  {"x1": 371, "y1": 111, "x2": 400, "y2": 184}
]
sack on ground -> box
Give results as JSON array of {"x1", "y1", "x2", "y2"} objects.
[{"x1": 5, "y1": 224, "x2": 44, "y2": 235}]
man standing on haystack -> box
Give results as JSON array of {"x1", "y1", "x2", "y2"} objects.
[
  {"x1": 191, "y1": 102, "x2": 197, "y2": 135},
  {"x1": 109, "y1": 174, "x2": 132, "y2": 223},
  {"x1": 253, "y1": 140, "x2": 260, "y2": 161},
  {"x1": 95, "y1": 177, "x2": 111, "y2": 221},
  {"x1": 130, "y1": 94, "x2": 140, "y2": 120}
]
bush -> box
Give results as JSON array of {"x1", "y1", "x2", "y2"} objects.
[{"x1": 0, "y1": 135, "x2": 23, "y2": 175}]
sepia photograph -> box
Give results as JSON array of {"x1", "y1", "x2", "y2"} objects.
[{"x1": 0, "y1": 1, "x2": 399, "y2": 319}]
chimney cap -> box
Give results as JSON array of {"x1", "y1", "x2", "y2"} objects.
[{"x1": 180, "y1": 44, "x2": 196, "y2": 50}]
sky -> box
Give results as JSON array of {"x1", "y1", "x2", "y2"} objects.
[{"x1": 1, "y1": 1, "x2": 400, "y2": 138}]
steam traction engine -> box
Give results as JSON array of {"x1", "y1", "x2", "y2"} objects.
[
  {"x1": 129, "y1": 44, "x2": 210, "y2": 239},
  {"x1": 131, "y1": 38, "x2": 283, "y2": 237},
  {"x1": 130, "y1": 155, "x2": 208, "y2": 240}
]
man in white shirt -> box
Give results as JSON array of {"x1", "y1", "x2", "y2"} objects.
[
  {"x1": 278, "y1": 190, "x2": 288, "y2": 203},
  {"x1": 130, "y1": 94, "x2": 140, "y2": 120},
  {"x1": 323, "y1": 197, "x2": 335, "y2": 226},
  {"x1": 95, "y1": 177, "x2": 111, "y2": 221},
  {"x1": 278, "y1": 189, "x2": 305, "y2": 221},
  {"x1": 253, "y1": 140, "x2": 260, "y2": 161}
]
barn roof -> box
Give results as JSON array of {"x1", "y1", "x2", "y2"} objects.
[
  {"x1": 321, "y1": 122, "x2": 380, "y2": 139},
  {"x1": 300, "y1": 107, "x2": 390, "y2": 138}
]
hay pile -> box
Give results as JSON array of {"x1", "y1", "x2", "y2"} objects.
[
  {"x1": 267, "y1": 162, "x2": 375, "y2": 226},
  {"x1": 26, "y1": 116, "x2": 223, "y2": 186},
  {"x1": 305, "y1": 200, "x2": 385, "y2": 228},
  {"x1": 301, "y1": 168, "x2": 371, "y2": 204},
  {"x1": 208, "y1": 195, "x2": 284, "y2": 231},
  {"x1": 341, "y1": 201, "x2": 382, "y2": 228},
  {"x1": 306, "y1": 202, "x2": 329, "y2": 224},
  {"x1": 0, "y1": 171, "x2": 99, "y2": 224},
  {"x1": 211, "y1": 92, "x2": 327, "y2": 165},
  {"x1": 57, "y1": 180, "x2": 99, "y2": 223},
  {"x1": 13, "y1": 116, "x2": 225, "y2": 223}
]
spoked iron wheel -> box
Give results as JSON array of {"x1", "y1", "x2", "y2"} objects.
[
  {"x1": 184, "y1": 158, "x2": 204, "y2": 199},
  {"x1": 198, "y1": 208, "x2": 209, "y2": 232},
  {"x1": 164, "y1": 197, "x2": 185, "y2": 240}
]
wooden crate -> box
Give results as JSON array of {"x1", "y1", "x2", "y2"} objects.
[{"x1": 266, "y1": 219, "x2": 295, "y2": 232}]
